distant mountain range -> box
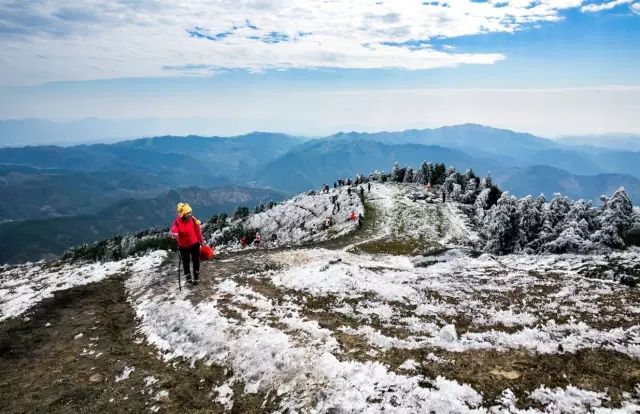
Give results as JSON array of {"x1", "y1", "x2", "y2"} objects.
[
  {"x1": 1, "y1": 122, "x2": 640, "y2": 263},
  {"x1": 556, "y1": 133, "x2": 640, "y2": 152},
  {"x1": 500, "y1": 166, "x2": 640, "y2": 203},
  {"x1": 0, "y1": 186, "x2": 284, "y2": 264}
]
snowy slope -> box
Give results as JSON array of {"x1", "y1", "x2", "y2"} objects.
[
  {"x1": 2, "y1": 181, "x2": 639, "y2": 413},
  {"x1": 124, "y1": 246, "x2": 640, "y2": 412}
]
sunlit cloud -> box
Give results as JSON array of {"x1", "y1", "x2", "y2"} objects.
[
  {"x1": 0, "y1": 0, "x2": 606, "y2": 85},
  {"x1": 581, "y1": 0, "x2": 633, "y2": 12}
]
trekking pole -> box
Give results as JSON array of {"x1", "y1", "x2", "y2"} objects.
[{"x1": 177, "y1": 249, "x2": 182, "y2": 291}]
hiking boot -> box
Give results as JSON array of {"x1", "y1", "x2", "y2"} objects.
[
  {"x1": 185, "y1": 273, "x2": 193, "y2": 285},
  {"x1": 193, "y1": 272, "x2": 200, "y2": 286}
]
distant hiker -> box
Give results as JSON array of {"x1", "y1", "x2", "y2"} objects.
[
  {"x1": 270, "y1": 233, "x2": 278, "y2": 244},
  {"x1": 322, "y1": 184, "x2": 329, "y2": 194},
  {"x1": 359, "y1": 186, "x2": 364, "y2": 200},
  {"x1": 240, "y1": 236, "x2": 248, "y2": 248},
  {"x1": 442, "y1": 190, "x2": 446, "y2": 203},
  {"x1": 170, "y1": 203, "x2": 204, "y2": 286},
  {"x1": 358, "y1": 213, "x2": 364, "y2": 228},
  {"x1": 334, "y1": 181, "x2": 337, "y2": 189},
  {"x1": 324, "y1": 217, "x2": 332, "y2": 229},
  {"x1": 427, "y1": 182, "x2": 432, "y2": 191},
  {"x1": 350, "y1": 211, "x2": 357, "y2": 222},
  {"x1": 347, "y1": 178, "x2": 352, "y2": 185},
  {"x1": 336, "y1": 201, "x2": 341, "y2": 212},
  {"x1": 367, "y1": 182, "x2": 371, "y2": 192},
  {"x1": 254, "y1": 232, "x2": 262, "y2": 247}
]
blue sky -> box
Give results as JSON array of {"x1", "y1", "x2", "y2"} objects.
[{"x1": 0, "y1": 0, "x2": 639, "y2": 137}]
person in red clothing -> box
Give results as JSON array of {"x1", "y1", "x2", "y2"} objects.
[{"x1": 170, "y1": 203, "x2": 204, "y2": 285}]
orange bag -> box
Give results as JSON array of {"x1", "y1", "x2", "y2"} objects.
[{"x1": 200, "y1": 245, "x2": 215, "y2": 260}]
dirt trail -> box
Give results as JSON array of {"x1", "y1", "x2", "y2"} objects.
[{"x1": 0, "y1": 268, "x2": 276, "y2": 414}]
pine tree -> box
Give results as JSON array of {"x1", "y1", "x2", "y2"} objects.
[
  {"x1": 483, "y1": 192, "x2": 521, "y2": 254},
  {"x1": 516, "y1": 196, "x2": 543, "y2": 251},
  {"x1": 485, "y1": 173, "x2": 493, "y2": 189},
  {"x1": 391, "y1": 162, "x2": 406, "y2": 182},
  {"x1": 544, "y1": 199, "x2": 594, "y2": 253},
  {"x1": 432, "y1": 163, "x2": 446, "y2": 185},
  {"x1": 591, "y1": 187, "x2": 633, "y2": 248},
  {"x1": 474, "y1": 188, "x2": 492, "y2": 225},
  {"x1": 450, "y1": 183, "x2": 462, "y2": 202},
  {"x1": 403, "y1": 168, "x2": 414, "y2": 183},
  {"x1": 461, "y1": 178, "x2": 478, "y2": 204},
  {"x1": 421, "y1": 161, "x2": 433, "y2": 185}
]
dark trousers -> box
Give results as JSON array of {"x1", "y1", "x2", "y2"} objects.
[{"x1": 179, "y1": 243, "x2": 200, "y2": 279}]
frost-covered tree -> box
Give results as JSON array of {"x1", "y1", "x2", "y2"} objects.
[
  {"x1": 461, "y1": 178, "x2": 478, "y2": 204},
  {"x1": 432, "y1": 163, "x2": 446, "y2": 185},
  {"x1": 474, "y1": 188, "x2": 492, "y2": 225},
  {"x1": 450, "y1": 183, "x2": 463, "y2": 202},
  {"x1": 420, "y1": 161, "x2": 433, "y2": 185},
  {"x1": 403, "y1": 168, "x2": 414, "y2": 183},
  {"x1": 443, "y1": 169, "x2": 460, "y2": 195},
  {"x1": 544, "y1": 199, "x2": 594, "y2": 253},
  {"x1": 484, "y1": 173, "x2": 493, "y2": 189},
  {"x1": 234, "y1": 206, "x2": 250, "y2": 220},
  {"x1": 483, "y1": 192, "x2": 521, "y2": 254},
  {"x1": 516, "y1": 196, "x2": 544, "y2": 252},
  {"x1": 591, "y1": 188, "x2": 633, "y2": 248},
  {"x1": 391, "y1": 162, "x2": 407, "y2": 182}
]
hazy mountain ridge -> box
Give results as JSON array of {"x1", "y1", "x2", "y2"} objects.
[
  {"x1": 0, "y1": 185, "x2": 284, "y2": 264},
  {"x1": 498, "y1": 165, "x2": 640, "y2": 205},
  {"x1": 2, "y1": 123, "x2": 640, "y2": 263}
]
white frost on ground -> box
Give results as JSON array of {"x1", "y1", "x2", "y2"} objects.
[
  {"x1": 398, "y1": 359, "x2": 419, "y2": 371},
  {"x1": 212, "y1": 185, "x2": 364, "y2": 251},
  {"x1": 355, "y1": 182, "x2": 481, "y2": 250},
  {"x1": 213, "y1": 383, "x2": 234, "y2": 410},
  {"x1": 143, "y1": 376, "x2": 158, "y2": 387},
  {"x1": 125, "y1": 242, "x2": 640, "y2": 412},
  {"x1": 125, "y1": 250, "x2": 495, "y2": 413},
  {"x1": 115, "y1": 365, "x2": 135, "y2": 382},
  {"x1": 0, "y1": 251, "x2": 167, "y2": 322}
]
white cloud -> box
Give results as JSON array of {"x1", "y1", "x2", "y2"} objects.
[
  {"x1": 581, "y1": 0, "x2": 632, "y2": 12},
  {"x1": 631, "y1": 2, "x2": 640, "y2": 13},
  {"x1": 0, "y1": 0, "x2": 594, "y2": 85}
]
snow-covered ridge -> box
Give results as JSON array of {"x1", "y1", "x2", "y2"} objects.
[{"x1": 208, "y1": 185, "x2": 364, "y2": 251}]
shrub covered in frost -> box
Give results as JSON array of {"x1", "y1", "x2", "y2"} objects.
[
  {"x1": 481, "y1": 187, "x2": 636, "y2": 255},
  {"x1": 62, "y1": 228, "x2": 175, "y2": 262}
]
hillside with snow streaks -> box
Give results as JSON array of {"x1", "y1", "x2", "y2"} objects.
[
  {"x1": 1, "y1": 182, "x2": 639, "y2": 412},
  {"x1": 125, "y1": 184, "x2": 639, "y2": 412}
]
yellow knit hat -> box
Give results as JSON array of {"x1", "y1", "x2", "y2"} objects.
[{"x1": 176, "y1": 202, "x2": 192, "y2": 217}]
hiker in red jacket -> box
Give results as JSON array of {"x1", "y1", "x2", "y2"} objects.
[{"x1": 170, "y1": 203, "x2": 204, "y2": 285}]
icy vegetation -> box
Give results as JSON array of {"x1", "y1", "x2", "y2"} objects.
[
  {"x1": 205, "y1": 184, "x2": 364, "y2": 250},
  {"x1": 382, "y1": 162, "x2": 640, "y2": 256}
]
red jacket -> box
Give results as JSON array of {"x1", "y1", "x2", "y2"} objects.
[{"x1": 170, "y1": 216, "x2": 204, "y2": 248}]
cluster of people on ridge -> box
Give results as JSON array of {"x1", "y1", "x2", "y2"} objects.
[{"x1": 169, "y1": 177, "x2": 371, "y2": 286}]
